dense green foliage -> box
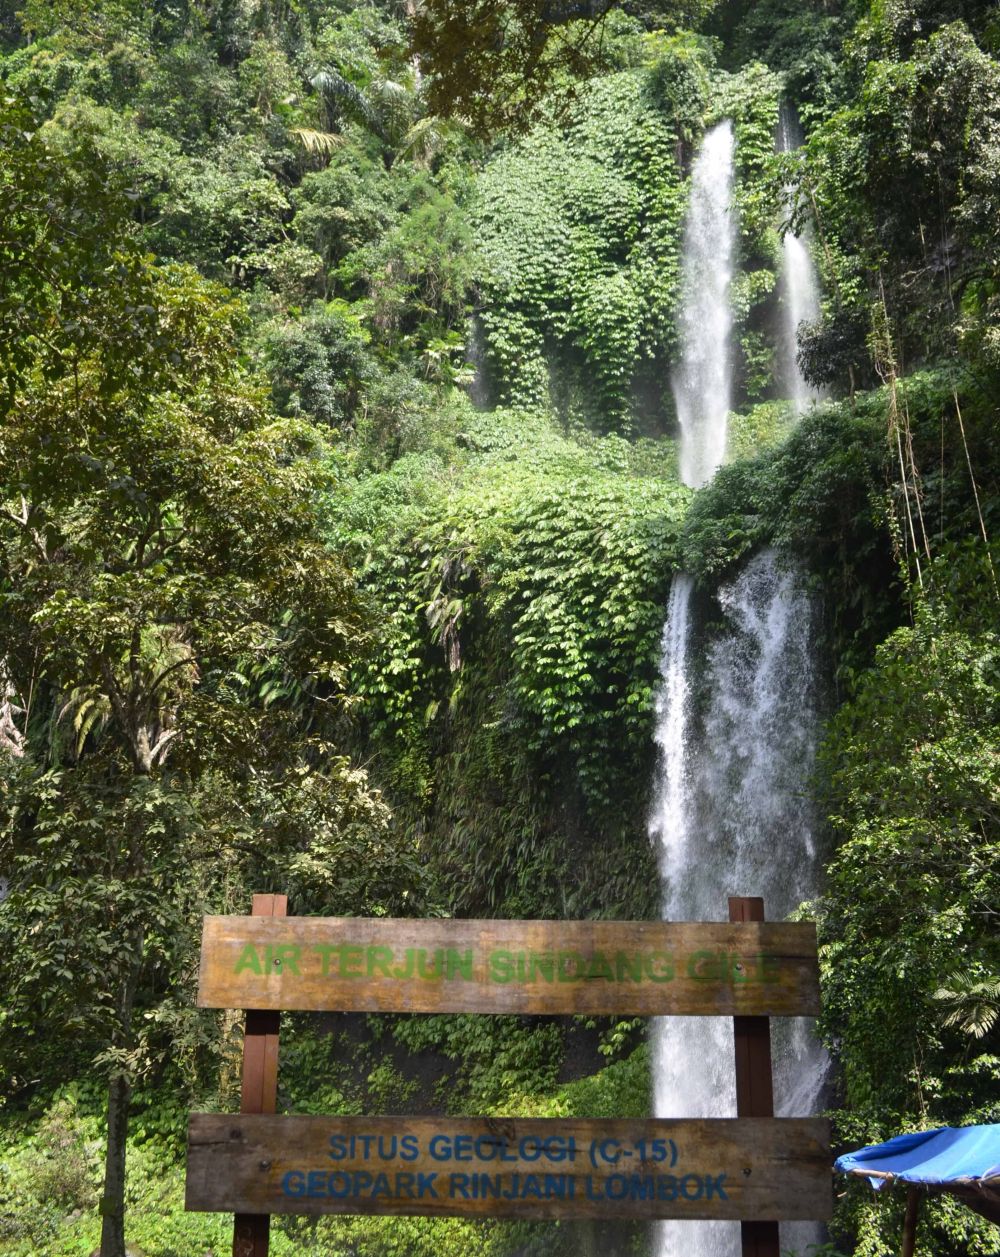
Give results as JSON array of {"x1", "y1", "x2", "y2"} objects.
[
  {"x1": 1, "y1": 0, "x2": 999, "y2": 1255},
  {"x1": 330, "y1": 411, "x2": 686, "y2": 919},
  {"x1": 819, "y1": 565, "x2": 1000, "y2": 1255}
]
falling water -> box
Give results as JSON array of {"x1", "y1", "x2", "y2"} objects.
[
  {"x1": 673, "y1": 121, "x2": 736, "y2": 489},
  {"x1": 649, "y1": 119, "x2": 737, "y2": 1257},
  {"x1": 650, "y1": 115, "x2": 826, "y2": 1257},
  {"x1": 776, "y1": 103, "x2": 822, "y2": 414},
  {"x1": 650, "y1": 116, "x2": 737, "y2": 950},
  {"x1": 465, "y1": 313, "x2": 491, "y2": 410}
]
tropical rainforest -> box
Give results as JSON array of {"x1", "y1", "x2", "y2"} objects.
[{"x1": 0, "y1": 1, "x2": 998, "y2": 1255}]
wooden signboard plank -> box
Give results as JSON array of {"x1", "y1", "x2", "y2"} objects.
[
  {"x1": 186, "y1": 1114, "x2": 832, "y2": 1222},
  {"x1": 197, "y1": 917, "x2": 820, "y2": 1017}
]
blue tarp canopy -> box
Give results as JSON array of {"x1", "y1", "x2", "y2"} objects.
[{"x1": 835, "y1": 1125, "x2": 1000, "y2": 1224}]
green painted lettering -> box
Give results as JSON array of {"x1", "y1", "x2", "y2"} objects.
[
  {"x1": 341, "y1": 945, "x2": 364, "y2": 978},
  {"x1": 273, "y1": 944, "x2": 300, "y2": 976},
  {"x1": 489, "y1": 950, "x2": 514, "y2": 983},
  {"x1": 391, "y1": 948, "x2": 416, "y2": 979},
  {"x1": 688, "y1": 950, "x2": 722, "y2": 981},
  {"x1": 445, "y1": 948, "x2": 473, "y2": 981},
  {"x1": 234, "y1": 944, "x2": 263, "y2": 976},
  {"x1": 585, "y1": 951, "x2": 615, "y2": 982},
  {"x1": 645, "y1": 951, "x2": 674, "y2": 982},
  {"x1": 528, "y1": 952, "x2": 555, "y2": 982},
  {"x1": 313, "y1": 944, "x2": 337, "y2": 976},
  {"x1": 615, "y1": 952, "x2": 643, "y2": 982},
  {"x1": 558, "y1": 951, "x2": 584, "y2": 982},
  {"x1": 367, "y1": 945, "x2": 394, "y2": 977},
  {"x1": 417, "y1": 948, "x2": 442, "y2": 980}
]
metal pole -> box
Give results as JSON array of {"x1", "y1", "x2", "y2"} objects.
[
  {"x1": 233, "y1": 893, "x2": 287, "y2": 1257},
  {"x1": 729, "y1": 896, "x2": 780, "y2": 1257}
]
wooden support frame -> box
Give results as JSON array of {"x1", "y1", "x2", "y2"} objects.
[
  {"x1": 232, "y1": 893, "x2": 286, "y2": 1257},
  {"x1": 184, "y1": 894, "x2": 829, "y2": 1257},
  {"x1": 901, "y1": 1185, "x2": 921, "y2": 1257},
  {"x1": 730, "y1": 896, "x2": 781, "y2": 1257}
]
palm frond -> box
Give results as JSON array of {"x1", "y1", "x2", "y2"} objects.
[
  {"x1": 290, "y1": 127, "x2": 345, "y2": 156},
  {"x1": 311, "y1": 68, "x2": 379, "y2": 131},
  {"x1": 933, "y1": 972, "x2": 1000, "y2": 1039}
]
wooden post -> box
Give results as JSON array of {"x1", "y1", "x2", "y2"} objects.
[
  {"x1": 233, "y1": 893, "x2": 286, "y2": 1257},
  {"x1": 730, "y1": 896, "x2": 780, "y2": 1257},
  {"x1": 900, "y1": 1185, "x2": 921, "y2": 1257}
]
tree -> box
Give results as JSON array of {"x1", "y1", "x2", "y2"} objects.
[
  {"x1": 0, "y1": 98, "x2": 419, "y2": 1257},
  {"x1": 408, "y1": 0, "x2": 701, "y2": 135},
  {"x1": 818, "y1": 555, "x2": 1000, "y2": 1254}
]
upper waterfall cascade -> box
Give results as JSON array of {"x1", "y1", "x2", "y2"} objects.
[{"x1": 672, "y1": 119, "x2": 736, "y2": 489}]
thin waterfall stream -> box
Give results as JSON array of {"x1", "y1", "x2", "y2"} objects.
[
  {"x1": 777, "y1": 102, "x2": 823, "y2": 414},
  {"x1": 650, "y1": 112, "x2": 827, "y2": 1257}
]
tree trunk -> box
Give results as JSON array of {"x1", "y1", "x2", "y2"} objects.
[
  {"x1": 100, "y1": 923, "x2": 144, "y2": 1257},
  {"x1": 99, "y1": 1071, "x2": 131, "y2": 1257}
]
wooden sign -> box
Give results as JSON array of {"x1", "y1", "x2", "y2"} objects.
[
  {"x1": 186, "y1": 1114, "x2": 832, "y2": 1222},
  {"x1": 197, "y1": 916, "x2": 819, "y2": 1017}
]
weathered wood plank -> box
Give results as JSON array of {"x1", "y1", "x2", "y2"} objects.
[
  {"x1": 196, "y1": 917, "x2": 820, "y2": 1017},
  {"x1": 186, "y1": 1114, "x2": 832, "y2": 1222}
]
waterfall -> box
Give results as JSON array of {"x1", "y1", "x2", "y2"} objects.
[
  {"x1": 649, "y1": 113, "x2": 826, "y2": 1257},
  {"x1": 465, "y1": 313, "x2": 490, "y2": 409},
  {"x1": 776, "y1": 103, "x2": 822, "y2": 413},
  {"x1": 649, "y1": 119, "x2": 736, "y2": 1257},
  {"x1": 651, "y1": 116, "x2": 737, "y2": 877},
  {"x1": 673, "y1": 121, "x2": 736, "y2": 489}
]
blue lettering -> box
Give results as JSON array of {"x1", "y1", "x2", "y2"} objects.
[
  {"x1": 522, "y1": 1174, "x2": 544, "y2": 1198},
  {"x1": 706, "y1": 1173, "x2": 728, "y2": 1199},
  {"x1": 681, "y1": 1174, "x2": 704, "y2": 1200},
  {"x1": 475, "y1": 1135, "x2": 501, "y2": 1160},
  {"x1": 543, "y1": 1173, "x2": 568, "y2": 1199},
  {"x1": 417, "y1": 1172, "x2": 439, "y2": 1198},
  {"x1": 282, "y1": 1170, "x2": 305, "y2": 1198},
  {"x1": 429, "y1": 1135, "x2": 450, "y2": 1160},
  {"x1": 478, "y1": 1173, "x2": 503, "y2": 1199},
  {"x1": 328, "y1": 1172, "x2": 352, "y2": 1198},
  {"x1": 607, "y1": 1174, "x2": 628, "y2": 1200}
]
